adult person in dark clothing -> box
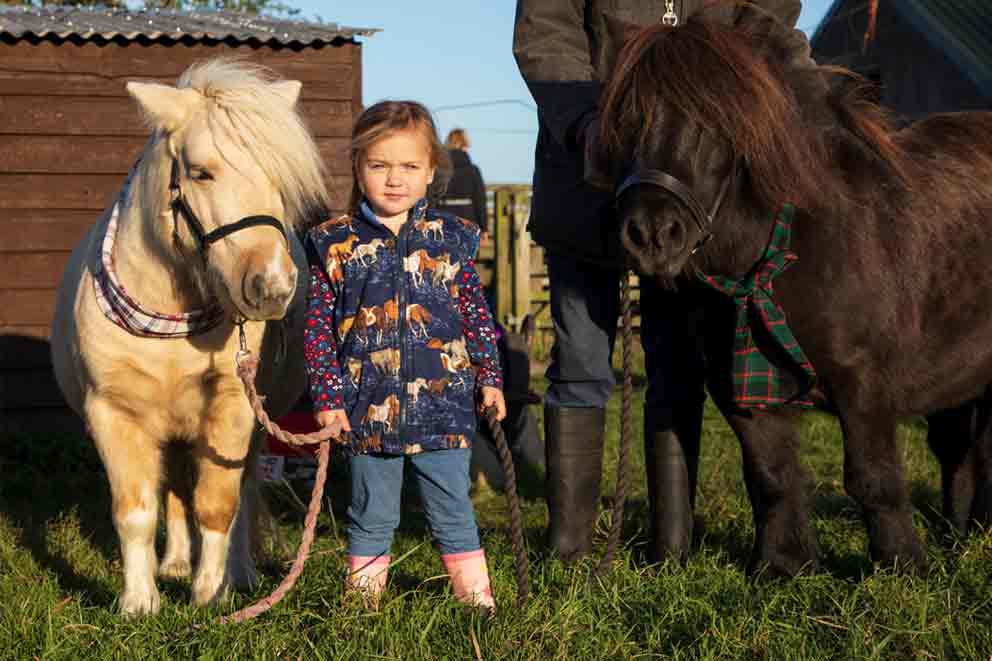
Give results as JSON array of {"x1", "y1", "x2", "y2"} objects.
[
  {"x1": 513, "y1": 0, "x2": 815, "y2": 562},
  {"x1": 439, "y1": 128, "x2": 489, "y2": 234}
]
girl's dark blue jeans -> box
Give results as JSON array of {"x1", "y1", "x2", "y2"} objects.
[{"x1": 347, "y1": 448, "x2": 481, "y2": 557}]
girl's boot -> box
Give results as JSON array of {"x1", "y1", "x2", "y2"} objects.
[
  {"x1": 441, "y1": 550, "x2": 495, "y2": 614},
  {"x1": 346, "y1": 555, "x2": 390, "y2": 610}
]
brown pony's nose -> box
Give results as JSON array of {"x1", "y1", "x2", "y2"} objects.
[
  {"x1": 621, "y1": 211, "x2": 690, "y2": 278},
  {"x1": 243, "y1": 265, "x2": 297, "y2": 319}
]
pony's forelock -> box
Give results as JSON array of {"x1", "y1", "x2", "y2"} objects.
[
  {"x1": 172, "y1": 58, "x2": 329, "y2": 227},
  {"x1": 599, "y1": 14, "x2": 906, "y2": 212}
]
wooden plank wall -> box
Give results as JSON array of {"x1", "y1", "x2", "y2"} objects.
[{"x1": 0, "y1": 38, "x2": 361, "y2": 423}]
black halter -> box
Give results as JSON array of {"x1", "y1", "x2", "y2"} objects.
[
  {"x1": 615, "y1": 160, "x2": 737, "y2": 253},
  {"x1": 169, "y1": 159, "x2": 287, "y2": 256}
]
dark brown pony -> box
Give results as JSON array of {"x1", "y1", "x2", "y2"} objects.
[{"x1": 598, "y1": 8, "x2": 992, "y2": 574}]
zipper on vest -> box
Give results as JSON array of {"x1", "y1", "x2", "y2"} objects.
[{"x1": 395, "y1": 220, "x2": 411, "y2": 441}]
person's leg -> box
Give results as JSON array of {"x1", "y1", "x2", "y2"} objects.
[
  {"x1": 410, "y1": 448, "x2": 494, "y2": 610},
  {"x1": 346, "y1": 453, "x2": 404, "y2": 607},
  {"x1": 544, "y1": 252, "x2": 620, "y2": 562},
  {"x1": 639, "y1": 280, "x2": 707, "y2": 560}
]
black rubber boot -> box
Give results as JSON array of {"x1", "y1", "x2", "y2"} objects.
[
  {"x1": 544, "y1": 405, "x2": 606, "y2": 563},
  {"x1": 644, "y1": 408, "x2": 702, "y2": 561}
]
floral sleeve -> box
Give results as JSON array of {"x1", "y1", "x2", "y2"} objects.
[
  {"x1": 304, "y1": 249, "x2": 345, "y2": 412},
  {"x1": 456, "y1": 259, "x2": 503, "y2": 389}
]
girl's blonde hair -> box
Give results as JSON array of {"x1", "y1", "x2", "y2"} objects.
[
  {"x1": 348, "y1": 100, "x2": 452, "y2": 214},
  {"x1": 445, "y1": 128, "x2": 469, "y2": 150}
]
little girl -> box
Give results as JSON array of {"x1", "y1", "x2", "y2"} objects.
[{"x1": 304, "y1": 100, "x2": 506, "y2": 611}]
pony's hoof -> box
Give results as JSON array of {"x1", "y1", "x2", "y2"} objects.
[
  {"x1": 120, "y1": 586, "x2": 162, "y2": 617},
  {"x1": 158, "y1": 559, "x2": 192, "y2": 579},
  {"x1": 872, "y1": 546, "x2": 927, "y2": 574},
  {"x1": 192, "y1": 575, "x2": 231, "y2": 606},
  {"x1": 748, "y1": 547, "x2": 819, "y2": 579}
]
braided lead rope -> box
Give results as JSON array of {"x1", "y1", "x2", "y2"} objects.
[
  {"x1": 220, "y1": 437, "x2": 330, "y2": 624},
  {"x1": 222, "y1": 349, "x2": 336, "y2": 625},
  {"x1": 484, "y1": 406, "x2": 531, "y2": 605},
  {"x1": 596, "y1": 270, "x2": 634, "y2": 575}
]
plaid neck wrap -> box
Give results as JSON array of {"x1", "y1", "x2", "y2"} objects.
[
  {"x1": 93, "y1": 185, "x2": 224, "y2": 339},
  {"x1": 696, "y1": 204, "x2": 816, "y2": 409}
]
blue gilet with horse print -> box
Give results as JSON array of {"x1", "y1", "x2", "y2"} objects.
[{"x1": 304, "y1": 198, "x2": 503, "y2": 456}]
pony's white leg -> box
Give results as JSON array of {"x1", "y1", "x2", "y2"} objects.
[
  {"x1": 160, "y1": 444, "x2": 193, "y2": 579},
  {"x1": 86, "y1": 397, "x2": 162, "y2": 616},
  {"x1": 191, "y1": 415, "x2": 252, "y2": 606}
]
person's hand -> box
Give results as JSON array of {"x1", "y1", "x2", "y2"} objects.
[
  {"x1": 314, "y1": 409, "x2": 351, "y2": 439},
  {"x1": 478, "y1": 386, "x2": 507, "y2": 422}
]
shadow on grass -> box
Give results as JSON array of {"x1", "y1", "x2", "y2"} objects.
[{"x1": 0, "y1": 430, "x2": 119, "y2": 608}]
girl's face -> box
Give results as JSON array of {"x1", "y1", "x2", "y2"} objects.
[{"x1": 359, "y1": 127, "x2": 436, "y2": 223}]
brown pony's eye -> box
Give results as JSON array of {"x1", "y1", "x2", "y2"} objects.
[{"x1": 190, "y1": 169, "x2": 213, "y2": 182}]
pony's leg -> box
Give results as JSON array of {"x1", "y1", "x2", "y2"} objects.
[
  {"x1": 160, "y1": 442, "x2": 195, "y2": 579},
  {"x1": 927, "y1": 404, "x2": 979, "y2": 534},
  {"x1": 838, "y1": 408, "x2": 925, "y2": 570},
  {"x1": 227, "y1": 430, "x2": 263, "y2": 592},
  {"x1": 723, "y1": 408, "x2": 819, "y2": 576},
  {"x1": 86, "y1": 397, "x2": 163, "y2": 615},
  {"x1": 190, "y1": 415, "x2": 252, "y2": 606}
]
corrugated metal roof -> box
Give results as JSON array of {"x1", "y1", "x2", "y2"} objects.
[
  {"x1": 0, "y1": 5, "x2": 377, "y2": 47},
  {"x1": 895, "y1": 0, "x2": 992, "y2": 97},
  {"x1": 812, "y1": 0, "x2": 992, "y2": 97}
]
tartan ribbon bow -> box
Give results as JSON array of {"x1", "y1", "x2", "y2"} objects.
[{"x1": 697, "y1": 204, "x2": 816, "y2": 409}]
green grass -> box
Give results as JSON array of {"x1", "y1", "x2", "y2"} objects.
[{"x1": 3, "y1": 365, "x2": 992, "y2": 659}]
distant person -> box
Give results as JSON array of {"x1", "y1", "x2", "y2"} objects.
[{"x1": 440, "y1": 128, "x2": 488, "y2": 234}]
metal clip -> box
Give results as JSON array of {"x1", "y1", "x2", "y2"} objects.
[
  {"x1": 662, "y1": 0, "x2": 678, "y2": 26},
  {"x1": 235, "y1": 318, "x2": 250, "y2": 366}
]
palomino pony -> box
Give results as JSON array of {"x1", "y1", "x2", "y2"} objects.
[
  {"x1": 50, "y1": 60, "x2": 328, "y2": 615},
  {"x1": 597, "y1": 10, "x2": 992, "y2": 574}
]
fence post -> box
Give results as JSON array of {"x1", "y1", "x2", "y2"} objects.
[
  {"x1": 511, "y1": 189, "x2": 531, "y2": 330},
  {"x1": 494, "y1": 187, "x2": 513, "y2": 325}
]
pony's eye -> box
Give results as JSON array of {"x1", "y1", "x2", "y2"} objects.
[{"x1": 191, "y1": 169, "x2": 213, "y2": 182}]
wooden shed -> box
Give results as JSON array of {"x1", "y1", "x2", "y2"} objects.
[{"x1": 0, "y1": 5, "x2": 373, "y2": 434}]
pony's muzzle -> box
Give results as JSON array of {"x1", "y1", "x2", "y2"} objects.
[
  {"x1": 242, "y1": 263, "x2": 298, "y2": 319},
  {"x1": 620, "y1": 214, "x2": 685, "y2": 276}
]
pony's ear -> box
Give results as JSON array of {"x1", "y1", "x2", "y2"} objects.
[
  {"x1": 126, "y1": 82, "x2": 200, "y2": 133},
  {"x1": 270, "y1": 80, "x2": 303, "y2": 107}
]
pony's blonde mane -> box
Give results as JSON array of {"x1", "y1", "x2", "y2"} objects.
[{"x1": 137, "y1": 59, "x2": 329, "y2": 228}]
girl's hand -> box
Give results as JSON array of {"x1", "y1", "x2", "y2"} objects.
[
  {"x1": 314, "y1": 409, "x2": 351, "y2": 439},
  {"x1": 478, "y1": 386, "x2": 507, "y2": 422}
]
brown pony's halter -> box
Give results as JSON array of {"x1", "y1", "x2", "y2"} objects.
[
  {"x1": 615, "y1": 160, "x2": 737, "y2": 254},
  {"x1": 169, "y1": 159, "x2": 288, "y2": 256}
]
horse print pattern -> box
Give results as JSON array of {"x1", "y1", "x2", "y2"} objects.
[{"x1": 304, "y1": 199, "x2": 502, "y2": 456}]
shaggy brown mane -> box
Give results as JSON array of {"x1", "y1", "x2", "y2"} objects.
[{"x1": 599, "y1": 10, "x2": 908, "y2": 211}]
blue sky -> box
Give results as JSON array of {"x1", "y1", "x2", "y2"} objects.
[{"x1": 287, "y1": 1, "x2": 837, "y2": 183}]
